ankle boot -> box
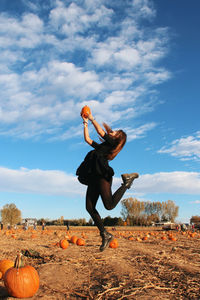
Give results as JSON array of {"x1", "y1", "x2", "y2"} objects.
[
  {"x1": 100, "y1": 230, "x2": 113, "y2": 252},
  {"x1": 121, "y1": 172, "x2": 139, "y2": 189}
]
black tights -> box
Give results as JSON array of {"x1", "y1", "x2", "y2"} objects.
[{"x1": 86, "y1": 177, "x2": 127, "y2": 233}]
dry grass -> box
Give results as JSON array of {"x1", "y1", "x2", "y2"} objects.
[{"x1": 0, "y1": 226, "x2": 199, "y2": 299}]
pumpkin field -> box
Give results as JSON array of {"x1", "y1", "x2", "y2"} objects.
[{"x1": 0, "y1": 226, "x2": 199, "y2": 299}]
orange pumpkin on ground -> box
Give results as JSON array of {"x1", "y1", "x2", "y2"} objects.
[
  {"x1": 81, "y1": 105, "x2": 91, "y2": 118},
  {"x1": 4, "y1": 253, "x2": 39, "y2": 298},
  {"x1": 189, "y1": 232, "x2": 196, "y2": 238},
  {"x1": 76, "y1": 238, "x2": 85, "y2": 246},
  {"x1": 109, "y1": 238, "x2": 118, "y2": 249},
  {"x1": 60, "y1": 239, "x2": 69, "y2": 249},
  {"x1": 168, "y1": 235, "x2": 177, "y2": 241},
  {"x1": 71, "y1": 235, "x2": 78, "y2": 244},
  {"x1": 0, "y1": 259, "x2": 14, "y2": 279}
]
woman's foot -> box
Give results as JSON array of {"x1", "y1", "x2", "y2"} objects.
[
  {"x1": 121, "y1": 172, "x2": 139, "y2": 189},
  {"x1": 100, "y1": 230, "x2": 113, "y2": 252}
]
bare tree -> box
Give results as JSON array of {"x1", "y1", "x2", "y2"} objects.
[
  {"x1": 121, "y1": 198, "x2": 179, "y2": 225},
  {"x1": 121, "y1": 198, "x2": 145, "y2": 225},
  {"x1": 1, "y1": 203, "x2": 22, "y2": 226},
  {"x1": 162, "y1": 200, "x2": 179, "y2": 222}
]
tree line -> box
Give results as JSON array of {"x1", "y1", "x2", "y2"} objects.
[
  {"x1": 5, "y1": 200, "x2": 200, "y2": 228},
  {"x1": 36, "y1": 216, "x2": 124, "y2": 227},
  {"x1": 121, "y1": 198, "x2": 179, "y2": 226}
]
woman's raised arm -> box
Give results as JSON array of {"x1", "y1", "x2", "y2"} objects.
[
  {"x1": 82, "y1": 117, "x2": 93, "y2": 145},
  {"x1": 88, "y1": 114, "x2": 105, "y2": 137}
]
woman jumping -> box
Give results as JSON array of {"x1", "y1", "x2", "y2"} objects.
[{"x1": 76, "y1": 109, "x2": 139, "y2": 251}]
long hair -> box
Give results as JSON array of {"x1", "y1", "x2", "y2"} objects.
[{"x1": 103, "y1": 123, "x2": 127, "y2": 160}]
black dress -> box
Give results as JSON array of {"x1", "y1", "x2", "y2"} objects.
[{"x1": 76, "y1": 133, "x2": 118, "y2": 185}]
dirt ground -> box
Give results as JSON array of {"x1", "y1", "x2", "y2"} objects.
[{"x1": 0, "y1": 226, "x2": 199, "y2": 300}]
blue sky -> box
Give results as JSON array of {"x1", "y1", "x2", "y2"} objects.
[{"x1": 0, "y1": 0, "x2": 199, "y2": 223}]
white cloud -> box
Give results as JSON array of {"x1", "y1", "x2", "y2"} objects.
[
  {"x1": 0, "y1": 167, "x2": 199, "y2": 197},
  {"x1": 145, "y1": 69, "x2": 171, "y2": 84},
  {"x1": 49, "y1": 1, "x2": 113, "y2": 35},
  {"x1": 0, "y1": 166, "x2": 83, "y2": 196},
  {"x1": 114, "y1": 48, "x2": 141, "y2": 70},
  {"x1": 131, "y1": 0, "x2": 156, "y2": 19},
  {"x1": 125, "y1": 122, "x2": 157, "y2": 141},
  {"x1": 190, "y1": 200, "x2": 200, "y2": 204},
  {"x1": 50, "y1": 125, "x2": 83, "y2": 141},
  {"x1": 0, "y1": 60, "x2": 104, "y2": 137},
  {"x1": 91, "y1": 48, "x2": 112, "y2": 66},
  {"x1": 0, "y1": 0, "x2": 171, "y2": 140},
  {"x1": 49, "y1": 61, "x2": 103, "y2": 96},
  {"x1": 0, "y1": 13, "x2": 43, "y2": 49},
  {"x1": 0, "y1": 50, "x2": 22, "y2": 65},
  {"x1": 129, "y1": 171, "x2": 200, "y2": 194},
  {"x1": 158, "y1": 132, "x2": 200, "y2": 161}
]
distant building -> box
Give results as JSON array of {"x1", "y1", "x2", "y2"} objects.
[
  {"x1": 154, "y1": 222, "x2": 177, "y2": 230},
  {"x1": 22, "y1": 218, "x2": 37, "y2": 226}
]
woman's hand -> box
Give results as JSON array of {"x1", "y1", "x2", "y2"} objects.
[
  {"x1": 88, "y1": 113, "x2": 95, "y2": 121},
  {"x1": 81, "y1": 114, "x2": 89, "y2": 123}
]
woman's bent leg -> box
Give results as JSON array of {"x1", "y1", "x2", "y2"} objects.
[{"x1": 99, "y1": 178, "x2": 127, "y2": 210}]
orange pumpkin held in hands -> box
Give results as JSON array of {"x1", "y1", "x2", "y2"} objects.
[
  {"x1": 4, "y1": 253, "x2": 39, "y2": 298},
  {"x1": 0, "y1": 259, "x2": 14, "y2": 279},
  {"x1": 81, "y1": 105, "x2": 91, "y2": 118}
]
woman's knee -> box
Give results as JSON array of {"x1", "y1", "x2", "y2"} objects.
[
  {"x1": 103, "y1": 202, "x2": 114, "y2": 210},
  {"x1": 101, "y1": 191, "x2": 113, "y2": 210}
]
